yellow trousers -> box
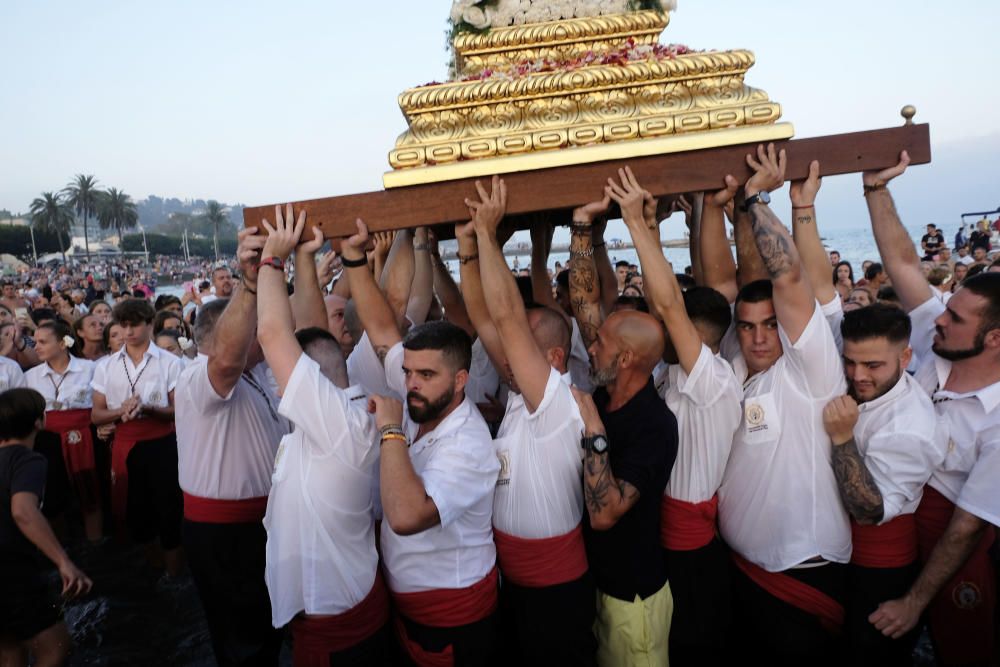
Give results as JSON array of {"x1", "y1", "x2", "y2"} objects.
[{"x1": 594, "y1": 580, "x2": 673, "y2": 667}]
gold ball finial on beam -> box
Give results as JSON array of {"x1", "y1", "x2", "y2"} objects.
[{"x1": 901, "y1": 105, "x2": 917, "y2": 125}]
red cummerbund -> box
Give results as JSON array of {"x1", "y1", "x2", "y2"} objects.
[
  {"x1": 731, "y1": 551, "x2": 844, "y2": 634},
  {"x1": 660, "y1": 494, "x2": 718, "y2": 551},
  {"x1": 45, "y1": 408, "x2": 99, "y2": 511},
  {"x1": 392, "y1": 566, "x2": 499, "y2": 629},
  {"x1": 290, "y1": 571, "x2": 389, "y2": 664},
  {"x1": 183, "y1": 492, "x2": 268, "y2": 524},
  {"x1": 110, "y1": 418, "x2": 175, "y2": 521},
  {"x1": 850, "y1": 513, "x2": 918, "y2": 569},
  {"x1": 493, "y1": 524, "x2": 587, "y2": 588}
]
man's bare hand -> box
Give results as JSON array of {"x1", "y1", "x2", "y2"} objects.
[
  {"x1": 573, "y1": 191, "x2": 611, "y2": 225},
  {"x1": 58, "y1": 558, "x2": 93, "y2": 599},
  {"x1": 261, "y1": 204, "x2": 307, "y2": 263},
  {"x1": 823, "y1": 395, "x2": 859, "y2": 446},
  {"x1": 708, "y1": 175, "x2": 740, "y2": 208},
  {"x1": 368, "y1": 394, "x2": 404, "y2": 432},
  {"x1": 373, "y1": 231, "x2": 396, "y2": 259},
  {"x1": 606, "y1": 167, "x2": 648, "y2": 229},
  {"x1": 869, "y1": 595, "x2": 922, "y2": 639},
  {"x1": 342, "y1": 219, "x2": 371, "y2": 264},
  {"x1": 297, "y1": 225, "x2": 325, "y2": 258},
  {"x1": 863, "y1": 150, "x2": 910, "y2": 188},
  {"x1": 316, "y1": 250, "x2": 338, "y2": 290},
  {"x1": 745, "y1": 143, "x2": 787, "y2": 198},
  {"x1": 790, "y1": 160, "x2": 823, "y2": 208},
  {"x1": 467, "y1": 176, "x2": 507, "y2": 239}
]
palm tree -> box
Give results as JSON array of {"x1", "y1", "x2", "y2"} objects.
[
  {"x1": 29, "y1": 192, "x2": 74, "y2": 262},
  {"x1": 97, "y1": 188, "x2": 139, "y2": 256},
  {"x1": 62, "y1": 174, "x2": 100, "y2": 260},
  {"x1": 203, "y1": 200, "x2": 229, "y2": 261}
]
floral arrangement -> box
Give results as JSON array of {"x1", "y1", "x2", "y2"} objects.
[{"x1": 450, "y1": 0, "x2": 677, "y2": 33}]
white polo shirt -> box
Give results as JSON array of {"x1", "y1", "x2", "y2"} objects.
[
  {"x1": 264, "y1": 354, "x2": 380, "y2": 626},
  {"x1": 718, "y1": 302, "x2": 851, "y2": 572},
  {"x1": 492, "y1": 368, "x2": 584, "y2": 538},
  {"x1": 91, "y1": 343, "x2": 181, "y2": 409},
  {"x1": 0, "y1": 356, "x2": 25, "y2": 392},
  {"x1": 25, "y1": 357, "x2": 95, "y2": 410},
  {"x1": 853, "y1": 372, "x2": 947, "y2": 522},
  {"x1": 909, "y1": 296, "x2": 1000, "y2": 526},
  {"x1": 379, "y1": 341, "x2": 500, "y2": 593},
  {"x1": 175, "y1": 355, "x2": 290, "y2": 500},
  {"x1": 346, "y1": 331, "x2": 400, "y2": 400},
  {"x1": 654, "y1": 345, "x2": 742, "y2": 503}
]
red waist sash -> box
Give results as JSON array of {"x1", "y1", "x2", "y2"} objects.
[
  {"x1": 660, "y1": 494, "x2": 718, "y2": 551},
  {"x1": 493, "y1": 524, "x2": 587, "y2": 588},
  {"x1": 45, "y1": 408, "x2": 99, "y2": 512},
  {"x1": 391, "y1": 566, "x2": 499, "y2": 667},
  {"x1": 290, "y1": 571, "x2": 389, "y2": 664},
  {"x1": 850, "y1": 514, "x2": 918, "y2": 568},
  {"x1": 731, "y1": 552, "x2": 844, "y2": 634},
  {"x1": 182, "y1": 492, "x2": 267, "y2": 524},
  {"x1": 110, "y1": 418, "x2": 175, "y2": 521}
]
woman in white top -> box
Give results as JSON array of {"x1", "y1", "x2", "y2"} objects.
[
  {"x1": 24, "y1": 320, "x2": 100, "y2": 541},
  {"x1": 72, "y1": 313, "x2": 107, "y2": 362}
]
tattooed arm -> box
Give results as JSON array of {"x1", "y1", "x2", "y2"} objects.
[
  {"x1": 573, "y1": 388, "x2": 641, "y2": 531},
  {"x1": 744, "y1": 143, "x2": 816, "y2": 343},
  {"x1": 340, "y1": 219, "x2": 402, "y2": 362},
  {"x1": 568, "y1": 193, "x2": 611, "y2": 348},
  {"x1": 823, "y1": 395, "x2": 884, "y2": 524},
  {"x1": 790, "y1": 161, "x2": 837, "y2": 306}
]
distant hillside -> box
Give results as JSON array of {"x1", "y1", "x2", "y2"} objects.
[{"x1": 136, "y1": 195, "x2": 242, "y2": 238}]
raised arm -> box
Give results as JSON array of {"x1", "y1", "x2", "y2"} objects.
[
  {"x1": 790, "y1": 160, "x2": 836, "y2": 306},
  {"x1": 340, "y1": 219, "x2": 402, "y2": 360},
  {"x1": 609, "y1": 167, "x2": 702, "y2": 374},
  {"x1": 744, "y1": 143, "x2": 815, "y2": 342},
  {"x1": 379, "y1": 229, "x2": 415, "y2": 329},
  {"x1": 428, "y1": 232, "x2": 474, "y2": 337},
  {"x1": 406, "y1": 227, "x2": 435, "y2": 326},
  {"x1": 592, "y1": 216, "x2": 619, "y2": 314},
  {"x1": 530, "y1": 219, "x2": 561, "y2": 310},
  {"x1": 864, "y1": 152, "x2": 934, "y2": 312},
  {"x1": 699, "y1": 176, "x2": 740, "y2": 303},
  {"x1": 290, "y1": 226, "x2": 329, "y2": 332},
  {"x1": 733, "y1": 190, "x2": 770, "y2": 288},
  {"x1": 569, "y1": 192, "x2": 611, "y2": 348}
]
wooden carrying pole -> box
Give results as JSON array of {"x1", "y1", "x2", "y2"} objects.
[{"x1": 243, "y1": 123, "x2": 930, "y2": 238}]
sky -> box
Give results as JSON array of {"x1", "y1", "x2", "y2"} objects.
[{"x1": 1, "y1": 0, "x2": 998, "y2": 237}]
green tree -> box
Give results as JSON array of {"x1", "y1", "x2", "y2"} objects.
[
  {"x1": 62, "y1": 174, "x2": 100, "y2": 260},
  {"x1": 203, "y1": 200, "x2": 229, "y2": 261},
  {"x1": 29, "y1": 192, "x2": 75, "y2": 262},
  {"x1": 97, "y1": 188, "x2": 139, "y2": 255}
]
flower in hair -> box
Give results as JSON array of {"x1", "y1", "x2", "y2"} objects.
[{"x1": 62, "y1": 335, "x2": 75, "y2": 348}]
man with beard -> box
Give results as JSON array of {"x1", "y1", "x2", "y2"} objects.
[
  {"x1": 211, "y1": 266, "x2": 234, "y2": 300},
  {"x1": 821, "y1": 304, "x2": 946, "y2": 666},
  {"x1": 863, "y1": 153, "x2": 1000, "y2": 666},
  {"x1": 567, "y1": 188, "x2": 678, "y2": 667},
  {"x1": 340, "y1": 219, "x2": 500, "y2": 667}
]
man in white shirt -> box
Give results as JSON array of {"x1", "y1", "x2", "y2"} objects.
[
  {"x1": 341, "y1": 219, "x2": 500, "y2": 667},
  {"x1": 862, "y1": 153, "x2": 999, "y2": 666},
  {"x1": 254, "y1": 208, "x2": 389, "y2": 665},
  {"x1": 821, "y1": 304, "x2": 946, "y2": 667},
  {"x1": 459, "y1": 177, "x2": 595, "y2": 666},
  {"x1": 717, "y1": 145, "x2": 850, "y2": 666},
  {"x1": 175, "y1": 227, "x2": 291, "y2": 667}
]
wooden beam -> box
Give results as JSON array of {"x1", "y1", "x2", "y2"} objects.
[{"x1": 242, "y1": 123, "x2": 930, "y2": 238}]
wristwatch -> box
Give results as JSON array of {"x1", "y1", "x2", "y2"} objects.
[
  {"x1": 741, "y1": 190, "x2": 771, "y2": 212},
  {"x1": 583, "y1": 434, "x2": 609, "y2": 454},
  {"x1": 256, "y1": 256, "x2": 285, "y2": 272}
]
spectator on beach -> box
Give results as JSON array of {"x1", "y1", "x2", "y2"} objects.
[
  {"x1": 829, "y1": 250, "x2": 841, "y2": 266},
  {"x1": 834, "y1": 261, "x2": 855, "y2": 301},
  {"x1": 955, "y1": 244, "x2": 974, "y2": 266},
  {"x1": 920, "y1": 224, "x2": 945, "y2": 260}
]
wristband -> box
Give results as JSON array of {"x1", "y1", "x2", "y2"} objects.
[
  {"x1": 257, "y1": 257, "x2": 285, "y2": 272},
  {"x1": 593, "y1": 242, "x2": 606, "y2": 249},
  {"x1": 341, "y1": 255, "x2": 368, "y2": 268},
  {"x1": 791, "y1": 205, "x2": 815, "y2": 211},
  {"x1": 458, "y1": 253, "x2": 479, "y2": 265},
  {"x1": 379, "y1": 423, "x2": 403, "y2": 435},
  {"x1": 863, "y1": 183, "x2": 887, "y2": 195},
  {"x1": 380, "y1": 433, "x2": 409, "y2": 447}
]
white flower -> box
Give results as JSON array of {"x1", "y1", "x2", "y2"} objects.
[
  {"x1": 462, "y1": 5, "x2": 492, "y2": 29},
  {"x1": 62, "y1": 335, "x2": 75, "y2": 348},
  {"x1": 451, "y1": 0, "x2": 478, "y2": 24},
  {"x1": 178, "y1": 336, "x2": 194, "y2": 351}
]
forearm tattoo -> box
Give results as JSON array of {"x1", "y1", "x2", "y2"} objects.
[
  {"x1": 794, "y1": 213, "x2": 814, "y2": 226},
  {"x1": 831, "y1": 437, "x2": 885, "y2": 525},
  {"x1": 584, "y1": 449, "x2": 639, "y2": 518},
  {"x1": 749, "y1": 206, "x2": 798, "y2": 278}
]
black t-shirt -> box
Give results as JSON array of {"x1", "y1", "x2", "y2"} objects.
[
  {"x1": 0, "y1": 446, "x2": 47, "y2": 561},
  {"x1": 970, "y1": 230, "x2": 992, "y2": 252},
  {"x1": 584, "y1": 380, "x2": 677, "y2": 601},
  {"x1": 922, "y1": 232, "x2": 944, "y2": 255}
]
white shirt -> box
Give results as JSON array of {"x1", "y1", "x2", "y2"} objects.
[
  {"x1": 379, "y1": 342, "x2": 500, "y2": 593},
  {"x1": 909, "y1": 296, "x2": 1000, "y2": 526},
  {"x1": 820, "y1": 294, "x2": 844, "y2": 354},
  {"x1": 264, "y1": 355, "x2": 380, "y2": 626},
  {"x1": 465, "y1": 337, "x2": 501, "y2": 405},
  {"x1": 493, "y1": 369, "x2": 584, "y2": 538},
  {"x1": 854, "y1": 372, "x2": 948, "y2": 522},
  {"x1": 0, "y1": 356, "x2": 25, "y2": 393},
  {"x1": 718, "y1": 302, "x2": 851, "y2": 571},
  {"x1": 568, "y1": 318, "x2": 594, "y2": 393},
  {"x1": 654, "y1": 345, "x2": 742, "y2": 503},
  {"x1": 346, "y1": 331, "x2": 400, "y2": 400},
  {"x1": 25, "y1": 357, "x2": 95, "y2": 410},
  {"x1": 91, "y1": 343, "x2": 182, "y2": 409},
  {"x1": 175, "y1": 355, "x2": 290, "y2": 499}
]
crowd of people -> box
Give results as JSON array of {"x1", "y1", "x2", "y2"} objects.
[{"x1": 1, "y1": 145, "x2": 998, "y2": 667}]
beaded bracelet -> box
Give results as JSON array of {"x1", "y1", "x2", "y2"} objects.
[{"x1": 380, "y1": 433, "x2": 409, "y2": 447}]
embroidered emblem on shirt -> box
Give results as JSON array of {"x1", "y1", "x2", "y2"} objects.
[
  {"x1": 952, "y1": 581, "x2": 981, "y2": 610},
  {"x1": 67, "y1": 430, "x2": 82, "y2": 445},
  {"x1": 745, "y1": 403, "x2": 765, "y2": 427},
  {"x1": 148, "y1": 390, "x2": 162, "y2": 405},
  {"x1": 496, "y1": 450, "x2": 511, "y2": 487}
]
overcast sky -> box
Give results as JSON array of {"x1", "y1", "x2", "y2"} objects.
[{"x1": 2, "y1": 0, "x2": 998, "y2": 233}]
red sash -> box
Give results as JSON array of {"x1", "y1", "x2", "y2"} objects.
[
  {"x1": 290, "y1": 571, "x2": 389, "y2": 665},
  {"x1": 731, "y1": 552, "x2": 844, "y2": 634},
  {"x1": 849, "y1": 514, "x2": 918, "y2": 568},
  {"x1": 391, "y1": 567, "x2": 499, "y2": 667},
  {"x1": 45, "y1": 408, "x2": 99, "y2": 512},
  {"x1": 110, "y1": 418, "x2": 175, "y2": 522},
  {"x1": 660, "y1": 494, "x2": 718, "y2": 551},
  {"x1": 182, "y1": 492, "x2": 268, "y2": 524},
  {"x1": 914, "y1": 485, "x2": 996, "y2": 665},
  {"x1": 493, "y1": 525, "x2": 587, "y2": 588}
]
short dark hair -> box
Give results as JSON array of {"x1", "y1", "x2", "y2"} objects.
[
  {"x1": 684, "y1": 286, "x2": 732, "y2": 346},
  {"x1": 295, "y1": 326, "x2": 338, "y2": 350},
  {"x1": 735, "y1": 279, "x2": 773, "y2": 310},
  {"x1": 514, "y1": 276, "x2": 536, "y2": 308},
  {"x1": 864, "y1": 262, "x2": 884, "y2": 282},
  {"x1": 675, "y1": 273, "x2": 696, "y2": 291},
  {"x1": 0, "y1": 388, "x2": 46, "y2": 440},
  {"x1": 960, "y1": 273, "x2": 1000, "y2": 336},
  {"x1": 615, "y1": 261, "x2": 630, "y2": 269},
  {"x1": 30, "y1": 308, "x2": 58, "y2": 326},
  {"x1": 556, "y1": 269, "x2": 569, "y2": 291},
  {"x1": 154, "y1": 295, "x2": 182, "y2": 311},
  {"x1": 841, "y1": 303, "x2": 911, "y2": 345},
  {"x1": 967, "y1": 263, "x2": 987, "y2": 279},
  {"x1": 402, "y1": 320, "x2": 472, "y2": 372},
  {"x1": 112, "y1": 298, "x2": 155, "y2": 326},
  {"x1": 876, "y1": 285, "x2": 899, "y2": 303},
  {"x1": 526, "y1": 306, "x2": 572, "y2": 357},
  {"x1": 153, "y1": 309, "x2": 184, "y2": 335},
  {"x1": 614, "y1": 295, "x2": 649, "y2": 313}
]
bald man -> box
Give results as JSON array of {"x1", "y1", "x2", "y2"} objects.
[
  {"x1": 573, "y1": 310, "x2": 679, "y2": 667},
  {"x1": 323, "y1": 294, "x2": 355, "y2": 354}
]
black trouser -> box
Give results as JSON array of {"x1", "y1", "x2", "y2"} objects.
[
  {"x1": 664, "y1": 538, "x2": 733, "y2": 667},
  {"x1": 321, "y1": 622, "x2": 391, "y2": 667},
  {"x1": 844, "y1": 561, "x2": 920, "y2": 667},
  {"x1": 183, "y1": 519, "x2": 283, "y2": 667},
  {"x1": 395, "y1": 610, "x2": 497, "y2": 667},
  {"x1": 126, "y1": 434, "x2": 183, "y2": 549},
  {"x1": 34, "y1": 430, "x2": 71, "y2": 519},
  {"x1": 730, "y1": 560, "x2": 847, "y2": 667},
  {"x1": 496, "y1": 573, "x2": 597, "y2": 667}
]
